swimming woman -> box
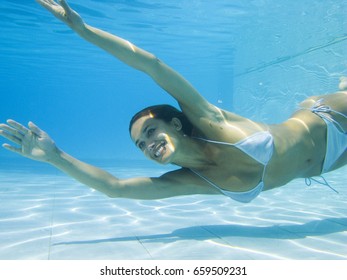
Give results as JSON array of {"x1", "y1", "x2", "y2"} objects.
[{"x1": 0, "y1": 0, "x2": 346, "y2": 202}]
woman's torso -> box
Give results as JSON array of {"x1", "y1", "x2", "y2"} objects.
[{"x1": 189, "y1": 101, "x2": 328, "y2": 193}]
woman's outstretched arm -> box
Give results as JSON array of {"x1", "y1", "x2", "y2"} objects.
[
  {"x1": 0, "y1": 119, "x2": 122, "y2": 197},
  {"x1": 36, "y1": 0, "x2": 216, "y2": 117},
  {"x1": 0, "y1": 120, "x2": 217, "y2": 199}
]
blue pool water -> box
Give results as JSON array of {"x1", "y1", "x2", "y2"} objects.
[{"x1": 0, "y1": 0, "x2": 347, "y2": 259}]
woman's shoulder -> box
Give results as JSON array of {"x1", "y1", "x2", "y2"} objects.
[{"x1": 191, "y1": 106, "x2": 270, "y2": 143}]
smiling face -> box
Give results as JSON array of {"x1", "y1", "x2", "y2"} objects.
[{"x1": 130, "y1": 115, "x2": 183, "y2": 165}]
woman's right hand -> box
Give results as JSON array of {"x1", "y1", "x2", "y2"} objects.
[
  {"x1": 0, "y1": 120, "x2": 59, "y2": 163},
  {"x1": 36, "y1": 0, "x2": 86, "y2": 33}
]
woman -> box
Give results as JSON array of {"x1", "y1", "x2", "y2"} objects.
[{"x1": 1, "y1": 0, "x2": 346, "y2": 202}]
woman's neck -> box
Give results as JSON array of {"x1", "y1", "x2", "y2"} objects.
[{"x1": 172, "y1": 136, "x2": 216, "y2": 169}]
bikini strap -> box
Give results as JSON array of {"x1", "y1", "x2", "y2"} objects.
[
  {"x1": 190, "y1": 168, "x2": 223, "y2": 193},
  {"x1": 305, "y1": 176, "x2": 339, "y2": 194},
  {"x1": 309, "y1": 98, "x2": 347, "y2": 133},
  {"x1": 192, "y1": 131, "x2": 274, "y2": 165}
]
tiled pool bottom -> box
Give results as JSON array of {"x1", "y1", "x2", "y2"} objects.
[{"x1": 0, "y1": 162, "x2": 346, "y2": 260}]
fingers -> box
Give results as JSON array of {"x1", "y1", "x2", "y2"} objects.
[
  {"x1": 36, "y1": 0, "x2": 71, "y2": 14},
  {"x1": 0, "y1": 122, "x2": 23, "y2": 139},
  {"x1": 0, "y1": 128, "x2": 22, "y2": 146},
  {"x1": 0, "y1": 120, "x2": 28, "y2": 145},
  {"x1": 6, "y1": 119, "x2": 30, "y2": 135},
  {"x1": 59, "y1": 0, "x2": 71, "y2": 12},
  {"x1": 36, "y1": 0, "x2": 67, "y2": 19},
  {"x1": 36, "y1": 0, "x2": 59, "y2": 12},
  {"x1": 2, "y1": 143, "x2": 22, "y2": 155},
  {"x1": 28, "y1": 121, "x2": 44, "y2": 136},
  {"x1": 1, "y1": 120, "x2": 42, "y2": 137},
  {"x1": 0, "y1": 120, "x2": 27, "y2": 155},
  {"x1": 0, "y1": 120, "x2": 39, "y2": 148}
]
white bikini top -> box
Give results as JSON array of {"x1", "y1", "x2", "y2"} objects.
[{"x1": 191, "y1": 131, "x2": 274, "y2": 203}]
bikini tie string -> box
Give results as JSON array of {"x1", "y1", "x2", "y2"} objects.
[
  {"x1": 309, "y1": 98, "x2": 347, "y2": 132},
  {"x1": 305, "y1": 176, "x2": 339, "y2": 194},
  {"x1": 311, "y1": 99, "x2": 332, "y2": 114}
]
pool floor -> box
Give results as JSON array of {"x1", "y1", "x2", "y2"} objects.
[{"x1": 0, "y1": 164, "x2": 346, "y2": 260}]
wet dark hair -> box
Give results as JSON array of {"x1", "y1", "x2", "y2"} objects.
[{"x1": 129, "y1": 104, "x2": 194, "y2": 136}]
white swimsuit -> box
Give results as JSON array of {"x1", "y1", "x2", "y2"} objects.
[
  {"x1": 191, "y1": 131, "x2": 274, "y2": 203},
  {"x1": 308, "y1": 98, "x2": 347, "y2": 173},
  {"x1": 191, "y1": 97, "x2": 347, "y2": 201}
]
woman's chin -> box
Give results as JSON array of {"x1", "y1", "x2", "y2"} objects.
[{"x1": 156, "y1": 149, "x2": 173, "y2": 165}]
